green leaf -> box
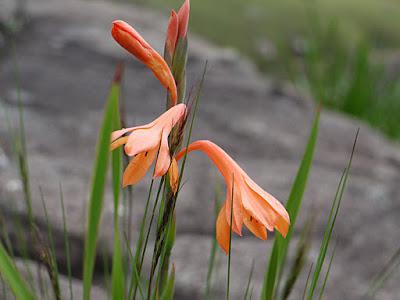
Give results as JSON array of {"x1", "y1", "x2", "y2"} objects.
[
  {"x1": 262, "y1": 109, "x2": 320, "y2": 300},
  {"x1": 0, "y1": 243, "x2": 35, "y2": 300},
  {"x1": 110, "y1": 64, "x2": 125, "y2": 300},
  {"x1": 82, "y1": 71, "x2": 121, "y2": 300}
]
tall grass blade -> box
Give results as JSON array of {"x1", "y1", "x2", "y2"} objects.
[
  {"x1": 205, "y1": 188, "x2": 222, "y2": 297},
  {"x1": 244, "y1": 260, "x2": 255, "y2": 300},
  {"x1": 123, "y1": 233, "x2": 145, "y2": 300},
  {"x1": 301, "y1": 263, "x2": 313, "y2": 300},
  {"x1": 40, "y1": 188, "x2": 61, "y2": 300},
  {"x1": 159, "y1": 266, "x2": 175, "y2": 300},
  {"x1": 59, "y1": 184, "x2": 73, "y2": 300},
  {"x1": 262, "y1": 109, "x2": 320, "y2": 299},
  {"x1": 318, "y1": 243, "x2": 337, "y2": 300},
  {"x1": 130, "y1": 178, "x2": 164, "y2": 299},
  {"x1": 110, "y1": 63, "x2": 125, "y2": 300},
  {"x1": 11, "y1": 43, "x2": 33, "y2": 221},
  {"x1": 226, "y1": 176, "x2": 234, "y2": 300},
  {"x1": 367, "y1": 246, "x2": 400, "y2": 297},
  {"x1": 282, "y1": 217, "x2": 314, "y2": 300},
  {"x1": 307, "y1": 129, "x2": 359, "y2": 299},
  {"x1": 82, "y1": 70, "x2": 121, "y2": 300},
  {"x1": 0, "y1": 243, "x2": 35, "y2": 300}
]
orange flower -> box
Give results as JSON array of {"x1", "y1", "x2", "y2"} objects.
[
  {"x1": 164, "y1": 0, "x2": 190, "y2": 59},
  {"x1": 111, "y1": 104, "x2": 186, "y2": 187},
  {"x1": 112, "y1": 20, "x2": 178, "y2": 105},
  {"x1": 176, "y1": 140, "x2": 290, "y2": 254}
]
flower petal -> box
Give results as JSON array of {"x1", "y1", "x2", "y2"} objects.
[
  {"x1": 216, "y1": 203, "x2": 231, "y2": 255},
  {"x1": 112, "y1": 20, "x2": 177, "y2": 104},
  {"x1": 244, "y1": 176, "x2": 290, "y2": 237},
  {"x1": 243, "y1": 209, "x2": 267, "y2": 240},
  {"x1": 177, "y1": 0, "x2": 190, "y2": 38},
  {"x1": 165, "y1": 10, "x2": 179, "y2": 60},
  {"x1": 124, "y1": 127, "x2": 161, "y2": 157},
  {"x1": 122, "y1": 149, "x2": 158, "y2": 187},
  {"x1": 225, "y1": 181, "x2": 243, "y2": 236},
  {"x1": 168, "y1": 158, "x2": 179, "y2": 194},
  {"x1": 111, "y1": 123, "x2": 154, "y2": 142},
  {"x1": 110, "y1": 136, "x2": 129, "y2": 151},
  {"x1": 244, "y1": 176, "x2": 290, "y2": 225},
  {"x1": 154, "y1": 129, "x2": 171, "y2": 178}
]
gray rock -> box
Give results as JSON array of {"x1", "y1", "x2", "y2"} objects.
[{"x1": 0, "y1": 0, "x2": 399, "y2": 299}]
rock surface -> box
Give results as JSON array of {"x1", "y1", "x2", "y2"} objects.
[{"x1": 0, "y1": 0, "x2": 399, "y2": 299}]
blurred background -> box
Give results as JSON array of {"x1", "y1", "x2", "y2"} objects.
[{"x1": 0, "y1": 0, "x2": 399, "y2": 299}]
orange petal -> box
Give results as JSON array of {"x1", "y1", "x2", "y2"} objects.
[
  {"x1": 110, "y1": 136, "x2": 128, "y2": 151},
  {"x1": 224, "y1": 183, "x2": 243, "y2": 236},
  {"x1": 125, "y1": 127, "x2": 161, "y2": 157},
  {"x1": 111, "y1": 20, "x2": 177, "y2": 104},
  {"x1": 154, "y1": 130, "x2": 171, "y2": 177},
  {"x1": 111, "y1": 123, "x2": 154, "y2": 142},
  {"x1": 241, "y1": 187, "x2": 276, "y2": 231},
  {"x1": 122, "y1": 149, "x2": 157, "y2": 187},
  {"x1": 177, "y1": 0, "x2": 190, "y2": 38},
  {"x1": 243, "y1": 210, "x2": 267, "y2": 240},
  {"x1": 216, "y1": 203, "x2": 231, "y2": 255},
  {"x1": 244, "y1": 176, "x2": 290, "y2": 225},
  {"x1": 244, "y1": 177, "x2": 290, "y2": 237},
  {"x1": 275, "y1": 215, "x2": 289, "y2": 238},
  {"x1": 165, "y1": 10, "x2": 179, "y2": 59},
  {"x1": 168, "y1": 158, "x2": 179, "y2": 194}
]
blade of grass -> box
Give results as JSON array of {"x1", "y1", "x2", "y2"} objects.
[
  {"x1": 130, "y1": 178, "x2": 164, "y2": 299},
  {"x1": 110, "y1": 64, "x2": 125, "y2": 300},
  {"x1": 59, "y1": 184, "x2": 73, "y2": 300},
  {"x1": 0, "y1": 243, "x2": 35, "y2": 300},
  {"x1": 123, "y1": 232, "x2": 145, "y2": 300},
  {"x1": 40, "y1": 188, "x2": 61, "y2": 300},
  {"x1": 262, "y1": 109, "x2": 320, "y2": 299},
  {"x1": 307, "y1": 129, "x2": 359, "y2": 299},
  {"x1": 282, "y1": 216, "x2": 314, "y2": 300},
  {"x1": 159, "y1": 266, "x2": 175, "y2": 300},
  {"x1": 244, "y1": 260, "x2": 255, "y2": 300},
  {"x1": 205, "y1": 187, "x2": 222, "y2": 298},
  {"x1": 367, "y1": 246, "x2": 400, "y2": 297},
  {"x1": 226, "y1": 175, "x2": 234, "y2": 300},
  {"x1": 82, "y1": 72, "x2": 120, "y2": 300},
  {"x1": 318, "y1": 242, "x2": 337, "y2": 300},
  {"x1": 11, "y1": 42, "x2": 33, "y2": 221},
  {"x1": 301, "y1": 263, "x2": 314, "y2": 300}
]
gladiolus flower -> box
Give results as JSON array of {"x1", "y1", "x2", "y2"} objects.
[
  {"x1": 111, "y1": 104, "x2": 186, "y2": 187},
  {"x1": 176, "y1": 140, "x2": 290, "y2": 254},
  {"x1": 111, "y1": 20, "x2": 178, "y2": 105}
]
